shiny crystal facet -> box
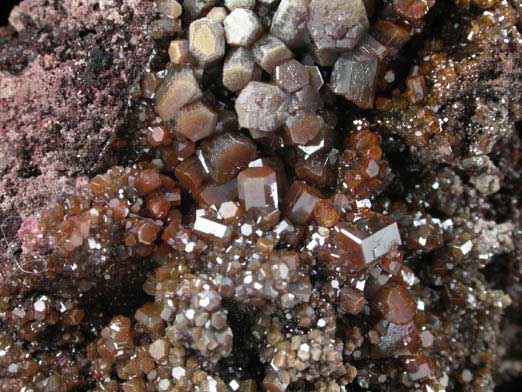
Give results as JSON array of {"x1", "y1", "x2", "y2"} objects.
[
  {"x1": 283, "y1": 181, "x2": 323, "y2": 225},
  {"x1": 331, "y1": 54, "x2": 378, "y2": 109},
  {"x1": 334, "y1": 218, "x2": 402, "y2": 265},
  {"x1": 238, "y1": 167, "x2": 278, "y2": 210},
  {"x1": 194, "y1": 180, "x2": 238, "y2": 207}
]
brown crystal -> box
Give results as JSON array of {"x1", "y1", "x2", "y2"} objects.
[
  {"x1": 193, "y1": 180, "x2": 238, "y2": 208},
  {"x1": 168, "y1": 39, "x2": 192, "y2": 65},
  {"x1": 252, "y1": 34, "x2": 294, "y2": 74},
  {"x1": 201, "y1": 133, "x2": 257, "y2": 184},
  {"x1": 146, "y1": 125, "x2": 172, "y2": 147},
  {"x1": 312, "y1": 200, "x2": 339, "y2": 228},
  {"x1": 176, "y1": 101, "x2": 218, "y2": 142},
  {"x1": 146, "y1": 194, "x2": 171, "y2": 220},
  {"x1": 155, "y1": 67, "x2": 202, "y2": 121},
  {"x1": 135, "y1": 169, "x2": 163, "y2": 196},
  {"x1": 339, "y1": 287, "x2": 367, "y2": 315},
  {"x1": 223, "y1": 48, "x2": 257, "y2": 92},
  {"x1": 238, "y1": 167, "x2": 278, "y2": 210},
  {"x1": 374, "y1": 283, "x2": 417, "y2": 324},
  {"x1": 189, "y1": 18, "x2": 226, "y2": 67},
  {"x1": 393, "y1": 0, "x2": 435, "y2": 22},
  {"x1": 284, "y1": 113, "x2": 323, "y2": 145},
  {"x1": 406, "y1": 75, "x2": 428, "y2": 104},
  {"x1": 283, "y1": 181, "x2": 323, "y2": 225},
  {"x1": 175, "y1": 156, "x2": 209, "y2": 193},
  {"x1": 372, "y1": 21, "x2": 410, "y2": 55},
  {"x1": 275, "y1": 59, "x2": 310, "y2": 93}
]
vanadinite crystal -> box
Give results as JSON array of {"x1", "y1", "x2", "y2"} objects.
[{"x1": 1, "y1": 0, "x2": 520, "y2": 390}]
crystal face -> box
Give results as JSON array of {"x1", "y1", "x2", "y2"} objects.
[
  {"x1": 154, "y1": 67, "x2": 202, "y2": 121},
  {"x1": 237, "y1": 166, "x2": 278, "y2": 210},
  {"x1": 2, "y1": 0, "x2": 519, "y2": 390},
  {"x1": 307, "y1": 0, "x2": 369, "y2": 51},
  {"x1": 331, "y1": 54, "x2": 378, "y2": 109},
  {"x1": 235, "y1": 81, "x2": 290, "y2": 132}
]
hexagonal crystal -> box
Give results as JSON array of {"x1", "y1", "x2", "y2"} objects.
[{"x1": 238, "y1": 167, "x2": 278, "y2": 210}]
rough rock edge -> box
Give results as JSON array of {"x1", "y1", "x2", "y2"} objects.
[{"x1": 0, "y1": 0, "x2": 155, "y2": 251}]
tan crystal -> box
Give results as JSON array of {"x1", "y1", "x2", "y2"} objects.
[
  {"x1": 223, "y1": 48, "x2": 256, "y2": 92},
  {"x1": 168, "y1": 39, "x2": 192, "y2": 64},
  {"x1": 252, "y1": 34, "x2": 293, "y2": 73},
  {"x1": 176, "y1": 101, "x2": 218, "y2": 142},
  {"x1": 155, "y1": 67, "x2": 202, "y2": 121},
  {"x1": 189, "y1": 18, "x2": 226, "y2": 66}
]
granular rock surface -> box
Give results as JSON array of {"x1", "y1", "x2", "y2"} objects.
[
  {"x1": 0, "y1": 0, "x2": 522, "y2": 391},
  {"x1": 0, "y1": 0, "x2": 155, "y2": 225}
]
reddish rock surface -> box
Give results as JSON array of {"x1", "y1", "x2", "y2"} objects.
[{"x1": 0, "y1": 0, "x2": 155, "y2": 233}]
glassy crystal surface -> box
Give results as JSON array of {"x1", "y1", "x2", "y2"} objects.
[{"x1": 238, "y1": 166, "x2": 278, "y2": 210}]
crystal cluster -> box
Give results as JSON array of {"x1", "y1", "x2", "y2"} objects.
[{"x1": 1, "y1": 0, "x2": 521, "y2": 390}]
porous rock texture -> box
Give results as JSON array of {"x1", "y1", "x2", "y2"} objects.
[{"x1": 0, "y1": 0, "x2": 155, "y2": 233}]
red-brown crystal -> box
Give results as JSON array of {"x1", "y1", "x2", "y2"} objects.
[
  {"x1": 374, "y1": 283, "x2": 417, "y2": 324},
  {"x1": 135, "y1": 169, "x2": 163, "y2": 196},
  {"x1": 201, "y1": 133, "x2": 257, "y2": 184},
  {"x1": 283, "y1": 181, "x2": 323, "y2": 225},
  {"x1": 238, "y1": 167, "x2": 278, "y2": 210}
]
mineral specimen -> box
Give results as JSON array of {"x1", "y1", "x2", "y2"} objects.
[{"x1": 1, "y1": 0, "x2": 521, "y2": 390}]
